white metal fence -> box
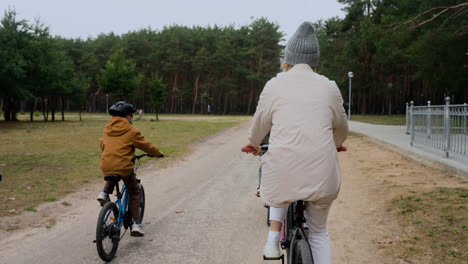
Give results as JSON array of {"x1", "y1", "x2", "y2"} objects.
[{"x1": 406, "y1": 97, "x2": 468, "y2": 158}]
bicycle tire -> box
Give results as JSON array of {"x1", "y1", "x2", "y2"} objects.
[
  {"x1": 96, "y1": 202, "x2": 120, "y2": 262},
  {"x1": 267, "y1": 205, "x2": 270, "y2": 226},
  {"x1": 285, "y1": 204, "x2": 295, "y2": 261},
  {"x1": 138, "y1": 184, "x2": 145, "y2": 223},
  {"x1": 294, "y1": 239, "x2": 314, "y2": 264}
]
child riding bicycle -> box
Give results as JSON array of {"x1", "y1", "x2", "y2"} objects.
[{"x1": 97, "y1": 101, "x2": 164, "y2": 237}]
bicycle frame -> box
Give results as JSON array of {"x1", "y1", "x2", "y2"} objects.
[
  {"x1": 102, "y1": 180, "x2": 130, "y2": 232},
  {"x1": 102, "y1": 153, "x2": 148, "y2": 231}
]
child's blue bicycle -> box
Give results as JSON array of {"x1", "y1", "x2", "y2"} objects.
[{"x1": 94, "y1": 153, "x2": 152, "y2": 262}]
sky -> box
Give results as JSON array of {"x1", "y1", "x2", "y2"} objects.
[{"x1": 1, "y1": 0, "x2": 346, "y2": 41}]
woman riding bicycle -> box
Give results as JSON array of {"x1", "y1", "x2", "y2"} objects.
[{"x1": 244, "y1": 22, "x2": 348, "y2": 264}]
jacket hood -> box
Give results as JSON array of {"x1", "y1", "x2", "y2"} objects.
[{"x1": 104, "y1": 116, "x2": 133, "y2": 137}]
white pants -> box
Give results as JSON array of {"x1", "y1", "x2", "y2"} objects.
[{"x1": 269, "y1": 202, "x2": 333, "y2": 264}]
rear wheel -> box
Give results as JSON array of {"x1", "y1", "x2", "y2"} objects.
[
  {"x1": 291, "y1": 239, "x2": 313, "y2": 264},
  {"x1": 138, "y1": 184, "x2": 145, "y2": 223},
  {"x1": 285, "y1": 204, "x2": 295, "y2": 259},
  {"x1": 96, "y1": 202, "x2": 120, "y2": 262}
]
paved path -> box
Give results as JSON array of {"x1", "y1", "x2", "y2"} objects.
[{"x1": 349, "y1": 121, "x2": 468, "y2": 176}]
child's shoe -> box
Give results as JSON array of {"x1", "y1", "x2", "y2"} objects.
[
  {"x1": 97, "y1": 191, "x2": 110, "y2": 206},
  {"x1": 131, "y1": 221, "x2": 144, "y2": 237}
]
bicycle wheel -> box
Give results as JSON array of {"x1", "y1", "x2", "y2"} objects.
[
  {"x1": 291, "y1": 239, "x2": 313, "y2": 264},
  {"x1": 285, "y1": 204, "x2": 295, "y2": 259},
  {"x1": 138, "y1": 184, "x2": 145, "y2": 223},
  {"x1": 96, "y1": 202, "x2": 120, "y2": 262},
  {"x1": 266, "y1": 205, "x2": 270, "y2": 226}
]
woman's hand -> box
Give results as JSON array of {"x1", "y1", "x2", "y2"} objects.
[{"x1": 242, "y1": 143, "x2": 261, "y2": 155}]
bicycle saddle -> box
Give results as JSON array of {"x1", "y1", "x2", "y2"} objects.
[{"x1": 104, "y1": 174, "x2": 121, "y2": 182}]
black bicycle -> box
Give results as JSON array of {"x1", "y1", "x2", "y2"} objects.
[
  {"x1": 243, "y1": 145, "x2": 347, "y2": 264},
  {"x1": 279, "y1": 200, "x2": 313, "y2": 264},
  {"x1": 280, "y1": 146, "x2": 347, "y2": 264},
  {"x1": 94, "y1": 153, "x2": 153, "y2": 262}
]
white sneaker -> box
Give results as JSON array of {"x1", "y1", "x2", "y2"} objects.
[
  {"x1": 131, "y1": 221, "x2": 144, "y2": 237},
  {"x1": 97, "y1": 191, "x2": 110, "y2": 206},
  {"x1": 263, "y1": 241, "x2": 281, "y2": 259}
]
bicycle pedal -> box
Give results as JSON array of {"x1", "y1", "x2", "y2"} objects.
[{"x1": 263, "y1": 254, "x2": 284, "y2": 263}]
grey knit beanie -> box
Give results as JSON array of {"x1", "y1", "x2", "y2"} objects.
[{"x1": 284, "y1": 22, "x2": 320, "y2": 68}]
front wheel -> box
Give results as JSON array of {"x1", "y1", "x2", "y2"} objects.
[
  {"x1": 96, "y1": 202, "x2": 120, "y2": 262},
  {"x1": 138, "y1": 184, "x2": 145, "y2": 223},
  {"x1": 266, "y1": 205, "x2": 270, "y2": 226},
  {"x1": 290, "y1": 239, "x2": 313, "y2": 264}
]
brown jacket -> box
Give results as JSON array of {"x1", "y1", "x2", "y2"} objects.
[{"x1": 99, "y1": 117, "x2": 163, "y2": 176}]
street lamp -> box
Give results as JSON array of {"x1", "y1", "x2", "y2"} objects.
[
  {"x1": 106, "y1": 94, "x2": 109, "y2": 114},
  {"x1": 348, "y1": 72, "x2": 354, "y2": 120},
  {"x1": 388, "y1": 83, "x2": 393, "y2": 115}
]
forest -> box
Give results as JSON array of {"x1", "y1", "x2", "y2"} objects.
[{"x1": 0, "y1": 0, "x2": 467, "y2": 121}]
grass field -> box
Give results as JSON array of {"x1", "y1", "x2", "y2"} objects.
[
  {"x1": 0, "y1": 113, "x2": 250, "y2": 218},
  {"x1": 391, "y1": 187, "x2": 467, "y2": 263},
  {"x1": 351, "y1": 115, "x2": 406, "y2": 125}
]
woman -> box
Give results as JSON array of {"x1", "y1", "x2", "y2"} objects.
[{"x1": 244, "y1": 21, "x2": 348, "y2": 264}]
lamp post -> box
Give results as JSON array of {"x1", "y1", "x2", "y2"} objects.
[
  {"x1": 387, "y1": 83, "x2": 393, "y2": 115},
  {"x1": 106, "y1": 94, "x2": 109, "y2": 114},
  {"x1": 348, "y1": 72, "x2": 354, "y2": 120}
]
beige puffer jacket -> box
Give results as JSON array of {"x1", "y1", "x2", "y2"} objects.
[{"x1": 248, "y1": 64, "x2": 348, "y2": 208}]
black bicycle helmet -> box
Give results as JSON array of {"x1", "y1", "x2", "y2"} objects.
[{"x1": 109, "y1": 101, "x2": 137, "y2": 117}]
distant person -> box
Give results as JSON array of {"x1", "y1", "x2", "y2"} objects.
[
  {"x1": 243, "y1": 22, "x2": 348, "y2": 263},
  {"x1": 135, "y1": 109, "x2": 143, "y2": 120},
  {"x1": 97, "y1": 101, "x2": 164, "y2": 236},
  {"x1": 207, "y1": 104, "x2": 211, "y2": 115}
]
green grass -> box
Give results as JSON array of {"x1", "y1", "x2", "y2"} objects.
[
  {"x1": 0, "y1": 114, "x2": 249, "y2": 218},
  {"x1": 351, "y1": 115, "x2": 406, "y2": 125},
  {"x1": 24, "y1": 206, "x2": 36, "y2": 212},
  {"x1": 391, "y1": 187, "x2": 468, "y2": 263}
]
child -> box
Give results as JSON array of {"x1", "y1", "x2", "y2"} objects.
[{"x1": 97, "y1": 101, "x2": 163, "y2": 237}]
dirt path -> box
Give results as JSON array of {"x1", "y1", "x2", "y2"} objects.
[{"x1": 0, "y1": 124, "x2": 465, "y2": 263}]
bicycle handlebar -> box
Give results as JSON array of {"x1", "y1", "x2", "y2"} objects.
[{"x1": 134, "y1": 153, "x2": 151, "y2": 160}]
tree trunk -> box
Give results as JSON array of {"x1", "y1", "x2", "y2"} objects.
[
  {"x1": 12, "y1": 107, "x2": 18, "y2": 121},
  {"x1": 223, "y1": 94, "x2": 228, "y2": 115},
  {"x1": 247, "y1": 87, "x2": 254, "y2": 115},
  {"x1": 61, "y1": 96, "x2": 65, "y2": 121},
  {"x1": 247, "y1": 54, "x2": 254, "y2": 114},
  {"x1": 30, "y1": 98, "x2": 36, "y2": 122},
  {"x1": 4, "y1": 97, "x2": 11, "y2": 121},
  {"x1": 51, "y1": 96, "x2": 56, "y2": 121},
  {"x1": 170, "y1": 72, "x2": 178, "y2": 114},
  {"x1": 192, "y1": 72, "x2": 200, "y2": 114},
  {"x1": 42, "y1": 97, "x2": 49, "y2": 121}
]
